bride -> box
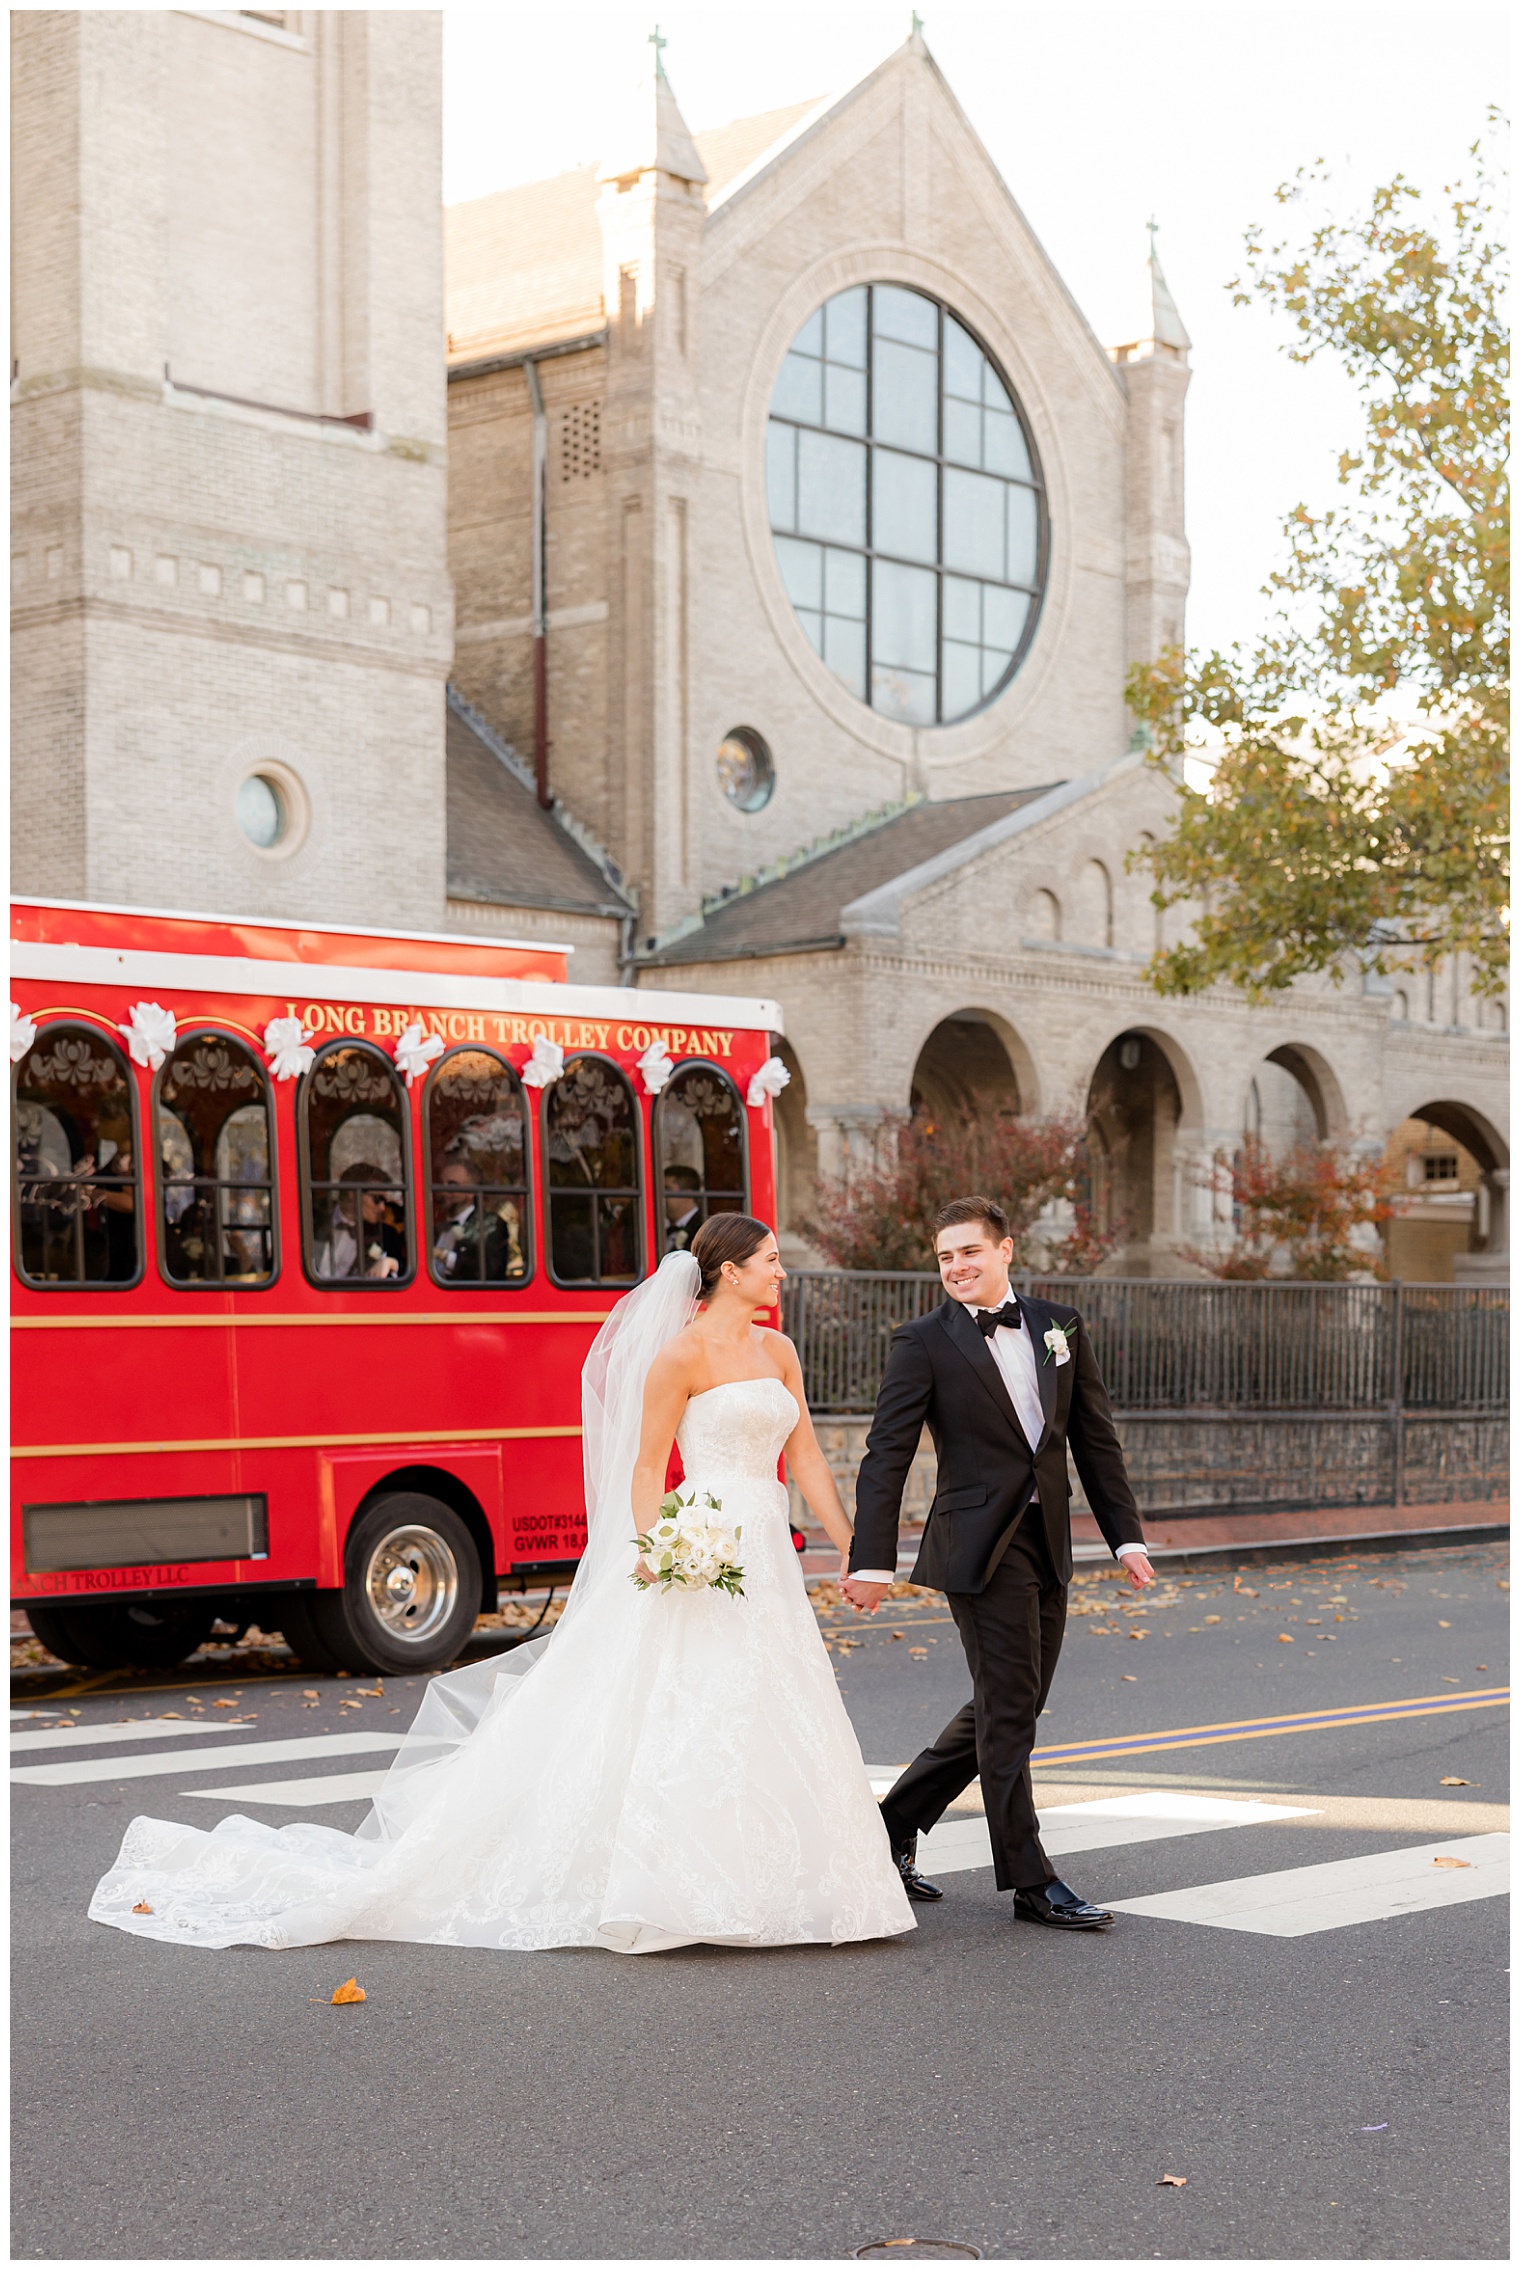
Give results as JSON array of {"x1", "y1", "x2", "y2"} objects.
[{"x1": 89, "y1": 1217, "x2": 915, "y2": 1955}]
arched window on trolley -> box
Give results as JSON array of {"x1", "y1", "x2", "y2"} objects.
[
  {"x1": 423, "y1": 1046, "x2": 533, "y2": 1285},
  {"x1": 653, "y1": 1062, "x2": 748, "y2": 1254},
  {"x1": 543, "y1": 1054, "x2": 643, "y2": 1286},
  {"x1": 154, "y1": 1030, "x2": 277, "y2": 1286},
  {"x1": 13, "y1": 1023, "x2": 143, "y2": 1288},
  {"x1": 299, "y1": 1039, "x2": 414, "y2": 1287}
]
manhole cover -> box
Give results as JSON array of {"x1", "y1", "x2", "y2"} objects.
[{"x1": 853, "y1": 2244, "x2": 981, "y2": 2261}]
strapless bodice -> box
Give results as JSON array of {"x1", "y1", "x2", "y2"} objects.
[{"x1": 675, "y1": 1377, "x2": 799, "y2": 1486}]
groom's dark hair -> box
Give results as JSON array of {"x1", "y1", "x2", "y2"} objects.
[{"x1": 932, "y1": 1195, "x2": 1011, "y2": 1243}]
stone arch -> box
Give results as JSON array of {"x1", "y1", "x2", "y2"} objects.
[
  {"x1": 1025, "y1": 887, "x2": 1061, "y2": 942},
  {"x1": 1083, "y1": 1023, "x2": 1205, "y2": 1273},
  {"x1": 1072, "y1": 859, "x2": 1113, "y2": 949},
  {"x1": 1389, "y1": 1099, "x2": 1509, "y2": 1282},
  {"x1": 910, "y1": 1009, "x2": 1031, "y2": 1123},
  {"x1": 1240, "y1": 1042, "x2": 1347, "y2": 1150}
]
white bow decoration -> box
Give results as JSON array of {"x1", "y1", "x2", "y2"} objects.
[
  {"x1": 636, "y1": 1039, "x2": 676, "y2": 1096},
  {"x1": 263, "y1": 1015, "x2": 316, "y2": 1082},
  {"x1": 11, "y1": 1002, "x2": 38, "y2": 1066},
  {"x1": 393, "y1": 1020, "x2": 446, "y2": 1087},
  {"x1": 746, "y1": 1055, "x2": 791, "y2": 1108},
  {"x1": 117, "y1": 1001, "x2": 177, "y2": 1071},
  {"x1": 520, "y1": 1034, "x2": 566, "y2": 1089}
]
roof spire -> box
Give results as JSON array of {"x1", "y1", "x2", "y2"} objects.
[
  {"x1": 598, "y1": 29, "x2": 708, "y2": 186},
  {"x1": 1146, "y1": 217, "x2": 1192, "y2": 354}
]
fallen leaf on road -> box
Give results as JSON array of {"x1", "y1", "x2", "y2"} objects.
[
  {"x1": 1122, "y1": 1673, "x2": 1138, "y2": 1682},
  {"x1": 909, "y1": 1647, "x2": 928, "y2": 1657},
  {"x1": 1440, "y1": 1777, "x2": 1471, "y2": 1787},
  {"x1": 213, "y1": 1698, "x2": 237, "y2": 1708},
  {"x1": 1204, "y1": 1615, "x2": 1221, "y2": 1624},
  {"x1": 330, "y1": 1978, "x2": 366, "y2": 2004},
  {"x1": 302, "y1": 1690, "x2": 319, "y2": 1699},
  {"x1": 887, "y1": 1630, "x2": 905, "y2": 1642},
  {"x1": 1477, "y1": 1664, "x2": 1488, "y2": 1672},
  {"x1": 1158, "y1": 2174, "x2": 1187, "y2": 2187},
  {"x1": 1277, "y1": 1634, "x2": 1294, "y2": 1643},
  {"x1": 159, "y1": 1712, "x2": 184, "y2": 1719},
  {"x1": 1438, "y1": 1621, "x2": 1452, "y2": 1628},
  {"x1": 1432, "y1": 1856, "x2": 1471, "y2": 1869},
  {"x1": 132, "y1": 1901, "x2": 153, "y2": 1914}
]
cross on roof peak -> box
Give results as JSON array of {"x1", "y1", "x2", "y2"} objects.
[{"x1": 649, "y1": 23, "x2": 667, "y2": 78}]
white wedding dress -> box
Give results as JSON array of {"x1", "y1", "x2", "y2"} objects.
[{"x1": 89, "y1": 1266, "x2": 914, "y2": 1957}]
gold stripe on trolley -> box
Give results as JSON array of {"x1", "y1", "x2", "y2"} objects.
[
  {"x1": 13, "y1": 1424, "x2": 583, "y2": 1460},
  {"x1": 12, "y1": 1311, "x2": 614, "y2": 1330}
]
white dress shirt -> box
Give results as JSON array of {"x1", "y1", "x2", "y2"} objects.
[{"x1": 853, "y1": 1289, "x2": 1148, "y2": 1581}]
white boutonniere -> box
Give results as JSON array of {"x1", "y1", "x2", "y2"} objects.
[{"x1": 1043, "y1": 1323, "x2": 1073, "y2": 1367}]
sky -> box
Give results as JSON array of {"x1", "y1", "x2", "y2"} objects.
[{"x1": 443, "y1": 2, "x2": 1504, "y2": 657}]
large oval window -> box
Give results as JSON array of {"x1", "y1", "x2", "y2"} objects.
[{"x1": 766, "y1": 284, "x2": 1046, "y2": 725}]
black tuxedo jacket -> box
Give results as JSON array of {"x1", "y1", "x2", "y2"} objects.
[{"x1": 849, "y1": 1295, "x2": 1144, "y2": 1591}]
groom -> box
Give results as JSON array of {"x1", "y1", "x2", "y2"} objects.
[{"x1": 843, "y1": 1196, "x2": 1154, "y2": 1930}]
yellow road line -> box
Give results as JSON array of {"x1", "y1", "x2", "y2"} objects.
[{"x1": 1031, "y1": 1689, "x2": 1509, "y2": 1768}]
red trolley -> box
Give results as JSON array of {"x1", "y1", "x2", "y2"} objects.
[{"x1": 11, "y1": 899, "x2": 784, "y2": 1675}]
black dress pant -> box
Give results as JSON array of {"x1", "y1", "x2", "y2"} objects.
[{"x1": 879, "y1": 1514, "x2": 1066, "y2": 1891}]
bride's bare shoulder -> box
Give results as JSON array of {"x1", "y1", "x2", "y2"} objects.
[{"x1": 644, "y1": 1324, "x2": 707, "y2": 1390}]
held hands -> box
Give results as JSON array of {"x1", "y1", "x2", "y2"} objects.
[{"x1": 841, "y1": 1576, "x2": 889, "y2": 1616}]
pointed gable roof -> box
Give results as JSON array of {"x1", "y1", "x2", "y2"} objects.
[{"x1": 446, "y1": 99, "x2": 822, "y2": 365}]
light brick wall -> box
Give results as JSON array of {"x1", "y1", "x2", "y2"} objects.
[{"x1": 11, "y1": 9, "x2": 452, "y2": 928}]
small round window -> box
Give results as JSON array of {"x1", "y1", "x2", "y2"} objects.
[
  {"x1": 716, "y1": 727, "x2": 775, "y2": 813},
  {"x1": 237, "y1": 773, "x2": 287, "y2": 848},
  {"x1": 234, "y1": 761, "x2": 308, "y2": 857},
  {"x1": 766, "y1": 283, "x2": 1047, "y2": 725}
]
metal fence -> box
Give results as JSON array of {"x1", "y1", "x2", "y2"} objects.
[
  {"x1": 781, "y1": 1274, "x2": 1509, "y2": 1516},
  {"x1": 782, "y1": 1275, "x2": 1508, "y2": 1417}
]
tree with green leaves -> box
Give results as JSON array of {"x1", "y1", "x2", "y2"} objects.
[{"x1": 1129, "y1": 119, "x2": 1508, "y2": 1001}]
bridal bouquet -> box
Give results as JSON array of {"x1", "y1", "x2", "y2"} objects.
[{"x1": 634, "y1": 1488, "x2": 745, "y2": 1597}]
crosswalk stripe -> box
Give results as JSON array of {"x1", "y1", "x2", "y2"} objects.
[
  {"x1": 1108, "y1": 1833, "x2": 1510, "y2": 1936},
  {"x1": 11, "y1": 1721, "x2": 250, "y2": 1754},
  {"x1": 11, "y1": 1731, "x2": 403, "y2": 1787},
  {"x1": 184, "y1": 1770, "x2": 392, "y2": 1806},
  {"x1": 920, "y1": 1791, "x2": 1318, "y2": 1878}
]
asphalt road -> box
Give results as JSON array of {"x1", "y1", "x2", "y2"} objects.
[{"x1": 11, "y1": 1540, "x2": 1510, "y2": 2261}]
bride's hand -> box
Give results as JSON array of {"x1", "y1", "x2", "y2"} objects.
[{"x1": 633, "y1": 1558, "x2": 656, "y2": 1587}]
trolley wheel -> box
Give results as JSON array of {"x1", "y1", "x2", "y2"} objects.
[
  {"x1": 284, "y1": 1495, "x2": 483, "y2": 1677},
  {"x1": 25, "y1": 1599, "x2": 217, "y2": 1672}
]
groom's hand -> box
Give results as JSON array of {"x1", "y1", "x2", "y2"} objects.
[
  {"x1": 1122, "y1": 1551, "x2": 1155, "y2": 1590},
  {"x1": 841, "y1": 1577, "x2": 888, "y2": 1616}
]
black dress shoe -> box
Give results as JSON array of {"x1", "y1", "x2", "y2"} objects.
[
  {"x1": 885, "y1": 1828, "x2": 943, "y2": 1902},
  {"x1": 1012, "y1": 1876, "x2": 1113, "y2": 1929}
]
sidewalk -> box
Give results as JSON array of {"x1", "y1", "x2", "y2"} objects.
[{"x1": 797, "y1": 1494, "x2": 1508, "y2": 1579}]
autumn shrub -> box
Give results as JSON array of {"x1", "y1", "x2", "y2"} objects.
[
  {"x1": 803, "y1": 1111, "x2": 1119, "y2": 1274},
  {"x1": 1183, "y1": 1136, "x2": 1396, "y2": 1280}
]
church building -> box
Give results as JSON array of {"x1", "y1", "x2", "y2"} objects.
[
  {"x1": 442, "y1": 28, "x2": 1508, "y2": 1273},
  {"x1": 9, "y1": 13, "x2": 1507, "y2": 1277}
]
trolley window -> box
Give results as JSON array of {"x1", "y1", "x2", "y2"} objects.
[
  {"x1": 155, "y1": 1032, "x2": 276, "y2": 1286},
  {"x1": 544, "y1": 1055, "x2": 642, "y2": 1285},
  {"x1": 13, "y1": 1023, "x2": 142, "y2": 1287},
  {"x1": 301, "y1": 1041, "x2": 412, "y2": 1285},
  {"x1": 425, "y1": 1048, "x2": 532, "y2": 1285},
  {"x1": 654, "y1": 1063, "x2": 748, "y2": 1253}
]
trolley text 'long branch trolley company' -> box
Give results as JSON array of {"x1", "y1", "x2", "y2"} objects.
[{"x1": 11, "y1": 900, "x2": 785, "y2": 1675}]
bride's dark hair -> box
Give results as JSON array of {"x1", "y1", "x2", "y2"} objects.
[{"x1": 689, "y1": 1214, "x2": 773, "y2": 1299}]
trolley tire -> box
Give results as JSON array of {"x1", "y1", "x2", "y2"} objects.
[
  {"x1": 25, "y1": 1599, "x2": 217, "y2": 1672},
  {"x1": 289, "y1": 1495, "x2": 483, "y2": 1677},
  {"x1": 270, "y1": 1593, "x2": 348, "y2": 1676}
]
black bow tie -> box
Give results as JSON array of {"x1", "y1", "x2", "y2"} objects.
[{"x1": 975, "y1": 1301, "x2": 1021, "y2": 1336}]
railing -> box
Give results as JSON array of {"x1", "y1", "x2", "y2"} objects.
[
  {"x1": 781, "y1": 1274, "x2": 1509, "y2": 1516},
  {"x1": 781, "y1": 1274, "x2": 1509, "y2": 1414}
]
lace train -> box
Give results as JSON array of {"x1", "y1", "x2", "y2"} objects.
[{"x1": 88, "y1": 1380, "x2": 915, "y2": 1955}]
